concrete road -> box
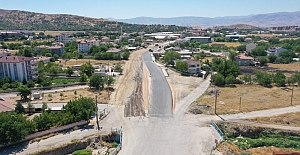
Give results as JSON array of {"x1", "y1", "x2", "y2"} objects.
[
  {"x1": 144, "y1": 52, "x2": 172, "y2": 117},
  {"x1": 118, "y1": 54, "x2": 220, "y2": 155}
]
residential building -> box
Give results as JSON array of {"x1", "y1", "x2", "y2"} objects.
[
  {"x1": 186, "y1": 59, "x2": 201, "y2": 74},
  {"x1": 56, "y1": 33, "x2": 75, "y2": 42},
  {"x1": 114, "y1": 39, "x2": 121, "y2": 44},
  {"x1": 128, "y1": 38, "x2": 135, "y2": 44},
  {"x1": 234, "y1": 54, "x2": 254, "y2": 66},
  {"x1": 185, "y1": 37, "x2": 212, "y2": 43},
  {"x1": 0, "y1": 97, "x2": 14, "y2": 113},
  {"x1": 32, "y1": 56, "x2": 51, "y2": 64},
  {"x1": 36, "y1": 43, "x2": 65, "y2": 55},
  {"x1": 77, "y1": 39, "x2": 100, "y2": 53},
  {"x1": 107, "y1": 48, "x2": 121, "y2": 54},
  {"x1": 102, "y1": 36, "x2": 110, "y2": 43},
  {"x1": 246, "y1": 43, "x2": 258, "y2": 52},
  {"x1": 267, "y1": 47, "x2": 287, "y2": 56},
  {"x1": 0, "y1": 49, "x2": 11, "y2": 57},
  {"x1": 178, "y1": 50, "x2": 192, "y2": 59},
  {"x1": 225, "y1": 35, "x2": 245, "y2": 40},
  {"x1": 0, "y1": 56, "x2": 37, "y2": 81}
]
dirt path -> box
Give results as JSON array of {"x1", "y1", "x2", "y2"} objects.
[
  {"x1": 226, "y1": 119, "x2": 300, "y2": 131},
  {"x1": 109, "y1": 47, "x2": 152, "y2": 117}
]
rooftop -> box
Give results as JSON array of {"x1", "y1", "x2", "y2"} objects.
[
  {"x1": 0, "y1": 97, "x2": 14, "y2": 113},
  {"x1": 0, "y1": 56, "x2": 33, "y2": 63}
]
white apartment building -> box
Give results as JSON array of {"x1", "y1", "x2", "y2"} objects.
[
  {"x1": 56, "y1": 33, "x2": 75, "y2": 43},
  {"x1": 267, "y1": 47, "x2": 287, "y2": 56},
  {"x1": 0, "y1": 56, "x2": 37, "y2": 81},
  {"x1": 77, "y1": 39, "x2": 99, "y2": 53}
]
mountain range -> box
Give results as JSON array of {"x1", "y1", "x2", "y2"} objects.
[
  {"x1": 109, "y1": 11, "x2": 300, "y2": 27},
  {"x1": 0, "y1": 9, "x2": 185, "y2": 32}
]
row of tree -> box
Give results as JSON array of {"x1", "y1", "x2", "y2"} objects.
[{"x1": 0, "y1": 97, "x2": 95, "y2": 145}]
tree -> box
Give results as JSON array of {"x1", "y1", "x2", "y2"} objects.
[
  {"x1": 268, "y1": 54, "x2": 277, "y2": 63},
  {"x1": 89, "y1": 74, "x2": 104, "y2": 90},
  {"x1": 104, "y1": 76, "x2": 115, "y2": 87},
  {"x1": 242, "y1": 74, "x2": 252, "y2": 84},
  {"x1": 163, "y1": 51, "x2": 181, "y2": 66},
  {"x1": 236, "y1": 45, "x2": 246, "y2": 51},
  {"x1": 175, "y1": 61, "x2": 188, "y2": 72},
  {"x1": 22, "y1": 77, "x2": 27, "y2": 85},
  {"x1": 42, "y1": 102, "x2": 48, "y2": 112},
  {"x1": 0, "y1": 112, "x2": 35, "y2": 144},
  {"x1": 66, "y1": 67, "x2": 74, "y2": 76},
  {"x1": 80, "y1": 62, "x2": 94, "y2": 77},
  {"x1": 123, "y1": 51, "x2": 130, "y2": 60},
  {"x1": 60, "y1": 92, "x2": 64, "y2": 100},
  {"x1": 17, "y1": 85, "x2": 32, "y2": 100},
  {"x1": 114, "y1": 64, "x2": 123, "y2": 73},
  {"x1": 63, "y1": 97, "x2": 95, "y2": 122},
  {"x1": 74, "y1": 90, "x2": 77, "y2": 98},
  {"x1": 292, "y1": 72, "x2": 300, "y2": 86},
  {"x1": 48, "y1": 93, "x2": 53, "y2": 101},
  {"x1": 228, "y1": 52, "x2": 239, "y2": 61},
  {"x1": 255, "y1": 71, "x2": 272, "y2": 87},
  {"x1": 251, "y1": 46, "x2": 267, "y2": 56},
  {"x1": 273, "y1": 72, "x2": 286, "y2": 87},
  {"x1": 27, "y1": 102, "x2": 35, "y2": 115},
  {"x1": 212, "y1": 73, "x2": 225, "y2": 87},
  {"x1": 79, "y1": 72, "x2": 88, "y2": 82},
  {"x1": 26, "y1": 80, "x2": 35, "y2": 88},
  {"x1": 259, "y1": 57, "x2": 269, "y2": 66},
  {"x1": 15, "y1": 102, "x2": 25, "y2": 114},
  {"x1": 217, "y1": 59, "x2": 240, "y2": 78},
  {"x1": 225, "y1": 74, "x2": 236, "y2": 85}
]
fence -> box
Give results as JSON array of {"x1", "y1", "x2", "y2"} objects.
[
  {"x1": 211, "y1": 120, "x2": 224, "y2": 139},
  {"x1": 111, "y1": 127, "x2": 122, "y2": 155},
  {"x1": 0, "y1": 82, "x2": 87, "y2": 93},
  {"x1": 211, "y1": 120, "x2": 224, "y2": 149}
]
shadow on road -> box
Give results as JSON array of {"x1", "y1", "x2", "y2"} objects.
[{"x1": 0, "y1": 142, "x2": 29, "y2": 155}]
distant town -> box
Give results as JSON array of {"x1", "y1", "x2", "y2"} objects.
[{"x1": 1, "y1": 15, "x2": 300, "y2": 155}]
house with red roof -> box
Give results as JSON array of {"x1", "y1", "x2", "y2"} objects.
[{"x1": 234, "y1": 54, "x2": 254, "y2": 66}]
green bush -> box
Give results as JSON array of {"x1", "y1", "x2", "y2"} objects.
[
  {"x1": 111, "y1": 142, "x2": 119, "y2": 148},
  {"x1": 72, "y1": 149, "x2": 92, "y2": 155}
]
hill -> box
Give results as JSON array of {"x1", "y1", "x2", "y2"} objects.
[
  {"x1": 112, "y1": 11, "x2": 300, "y2": 27},
  {"x1": 0, "y1": 9, "x2": 186, "y2": 32}
]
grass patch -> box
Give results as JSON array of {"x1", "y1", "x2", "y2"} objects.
[
  {"x1": 228, "y1": 134, "x2": 300, "y2": 150},
  {"x1": 72, "y1": 149, "x2": 92, "y2": 155},
  {"x1": 51, "y1": 78, "x2": 78, "y2": 85}
]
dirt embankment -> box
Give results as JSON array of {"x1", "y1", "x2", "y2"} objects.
[{"x1": 109, "y1": 48, "x2": 150, "y2": 117}]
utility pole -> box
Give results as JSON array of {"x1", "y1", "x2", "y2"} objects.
[
  {"x1": 290, "y1": 84, "x2": 294, "y2": 106},
  {"x1": 214, "y1": 86, "x2": 217, "y2": 114},
  {"x1": 95, "y1": 95, "x2": 100, "y2": 130},
  {"x1": 239, "y1": 97, "x2": 242, "y2": 112}
]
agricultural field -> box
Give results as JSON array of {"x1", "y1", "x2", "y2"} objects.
[
  {"x1": 191, "y1": 84, "x2": 300, "y2": 114},
  {"x1": 11, "y1": 88, "x2": 110, "y2": 104},
  {"x1": 210, "y1": 42, "x2": 242, "y2": 47},
  {"x1": 56, "y1": 59, "x2": 125, "y2": 67}
]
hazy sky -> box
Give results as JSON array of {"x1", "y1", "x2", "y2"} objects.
[{"x1": 1, "y1": 0, "x2": 300, "y2": 19}]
